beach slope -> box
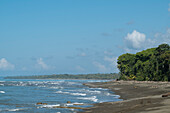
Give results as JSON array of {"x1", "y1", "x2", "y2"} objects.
[{"x1": 79, "y1": 80, "x2": 170, "y2": 113}]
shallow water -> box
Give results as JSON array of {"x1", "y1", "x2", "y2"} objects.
[{"x1": 0, "y1": 77, "x2": 122, "y2": 113}]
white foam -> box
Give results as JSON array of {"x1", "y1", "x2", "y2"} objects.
[
  {"x1": 80, "y1": 89, "x2": 101, "y2": 94},
  {"x1": 41, "y1": 104, "x2": 60, "y2": 108},
  {"x1": 70, "y1": 93, "x2": 86, "y2": 96},
  {"x1": 49, "y1": 86, "x2": 60, "y2": 89},
  {"x1": 55, "y1": 91, "x2": 70, "y2": 94},
  {"x1": 65, "y1": 102, "x2": 84, "y2": 106},
  {"x1": 8, "y1": 109, "x2": 20, "y2": 111},
  {"x1": 105, "y1": 92, "x2": 112, "y2": 96},
  {"x1": 64, "y1": 103, "x2": 73, "y2": 106},
  {"x1": 78, "y1": 96, "x2": 98, "y2": 102},
  {"x1": 73, "y1": 102, "x2": 84, "y2": 104},
  {"x1": 113, "y1": 95, "x2": 120, "y2": 98},
  {"x1": 56, "y1": 91, "x2": 86, "y2": 96},
  {"x1": 49, "y1": 82, "x2": 60, "y2": 85},
  {"x1": 104, "y1": 92, "x2": 120, "y2": 98},
  {"x1": 72, "y1": 102, "x2": 84, "y2": 105},
  {"x1": 88, "y1": 90, "x2": 101, "y2": 94},
  {"x1": 90, "y1": 88, "x2": 107, "y2": 90},
  {"x1": 0, "y1": 91, "x2": 5, "y2": 93},
  {"x1": 67, "y1": 82, "x2": 77, "y2": 85}
]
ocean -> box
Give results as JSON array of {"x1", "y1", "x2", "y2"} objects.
[{"x1": 0, "y1": 77, "x2": 122, "y2": 113}]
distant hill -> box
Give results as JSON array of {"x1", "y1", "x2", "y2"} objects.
[
  {"x1": 5, "y1": 73, "x2": 120, "y2": 80},
  {"x1": 117, "y1": 44, "x2": 170, "y2": 81}
]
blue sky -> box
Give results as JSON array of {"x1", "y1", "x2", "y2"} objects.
[{"x1": 0, "y1": 0, "x2": 170, "y2": 76}]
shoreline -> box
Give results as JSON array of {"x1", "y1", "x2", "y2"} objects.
[{"x1": 79, "y1": 80, "x2": 170, "y2": 113}]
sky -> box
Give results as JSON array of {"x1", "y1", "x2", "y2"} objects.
[{"x1": 0, "y1": 0, "x2": 170, "y2": 76}]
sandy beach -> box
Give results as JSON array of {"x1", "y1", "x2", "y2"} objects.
[{"x1": 79, "y1": 80, "x2": 170, "y2": 113}]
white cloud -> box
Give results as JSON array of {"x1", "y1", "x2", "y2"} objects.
[
  {"x1": 152, "y1": 28, "x2": 170, "y2": 46},
  {"x1": 167, "y1": 28, "x2": 170, "y2": 34},
  {"x1": 104, "y1": 56, "x2": 115, "y2": 62},
  {"x1": 123, "y1": 28, "x2": 170, "y2": 53},
  {"x1": 21, "y1": 67, "x2": 27, "y2": 71},
  {"x1": 159, "y1": 28, "x2": 170, "y2": 44},
  {"x1": 168, "y1": 3, "x2": 170, "y2": 12},
  {"x1": 104, "y1": 56, "x2": 119, "y2": 72},
  {"x1": 0, "y1": 58, "x2": 15, "y2": 70},
  {"x1": 104, "y1": 56, "x2": 117, "y2": 66},
  {"x1": 75, "y1": 66, "x2": 85, "y2": 71},
  {"x1": 93, "y1": 61, "x2": 108, "y2": 72},
  {"x1": 104, "y1": 51, "x2": 114, "y2": 56},
  {"x1": 36, "y1": 58, "x2": 49, "y2": 70},
  {"x1": 125, "y1": 30, "x2": 146, "y2": 49},
  {"x1": 78, "y1": 52, "x2": 86, "y2": 57}
]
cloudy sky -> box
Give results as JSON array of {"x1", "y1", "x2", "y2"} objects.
[{"x1": 0, "y1": 0, "x2": 170, "y2": 76}]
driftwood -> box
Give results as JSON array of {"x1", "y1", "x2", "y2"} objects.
[
  {"x1": 162, "y1": 92, "x2": 170, "y2": 97},
  {"x1": 36, "y1": 102, "x2": 48, "y2": 105}
]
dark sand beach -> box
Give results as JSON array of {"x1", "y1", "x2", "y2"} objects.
[{"x1": 79, "y1": 80, "x2": 170, "y2": 113}]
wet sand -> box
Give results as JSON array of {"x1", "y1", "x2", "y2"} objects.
[{"x1": 79, "y1": 80, "x2": 170, "y2": 113}]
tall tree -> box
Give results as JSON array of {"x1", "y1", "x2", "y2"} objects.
[{"x1": 117, "y1": 44, "x2": 170, "y2": 81}]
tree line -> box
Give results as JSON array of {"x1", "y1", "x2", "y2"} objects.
[
  {"x1": 117, "y1": 44, "x2": 170, "y2": 81},
  {"x1": 5, "y1": 73, "x2": 120, "y2": 80}
]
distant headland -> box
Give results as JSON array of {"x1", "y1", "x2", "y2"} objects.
[{"x1": 5, "y1": 73, "x2": 120, "y2": 80}]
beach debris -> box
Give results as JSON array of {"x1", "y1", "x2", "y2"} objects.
[
  {"x1": 134, "y1": 86, "x2": 137, "y2": 89},
  {"x1": 140, "y1": 100, "x2": 143, "y2": 104},
  {"x1": 162, "y1": 92, "x2": 170, "y2": 97},
  {"x1": 116, "y1": 79, "x2": 119, "y2": 81},
  {"x1": 147, "y1": 100, "x2": 151, "y2": 103},
  {"x1": 36, "y1": 102, "x2": 48, "y2": 105},
  {"x1": 73, "y1": 103, "x2": 84, "y2": 105}
]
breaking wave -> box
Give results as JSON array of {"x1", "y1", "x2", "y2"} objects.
[{"x1": 0, "y1": 91, "x2": 5, "y2": 93}]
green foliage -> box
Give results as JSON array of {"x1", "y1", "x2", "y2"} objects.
[
  {"x1": 5, "y1": 73, "x2": 120, "y2": 80},
  {"x1": 136, "y1": 76, "x2": 144, "y2": 81},
  {"x1": 128, "y1": 74, "x2": 136, "y2": 80},
  {"x1": 117, "y1": 44, "x2": 170, "y2": 81}
]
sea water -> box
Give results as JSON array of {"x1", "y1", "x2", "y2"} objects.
[{"x1": 0, "y1": 77, "x2": 122, "y2": 113}]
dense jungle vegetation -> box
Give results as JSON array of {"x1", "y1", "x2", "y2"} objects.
[{"x1": 117, "y1": 44, "x2": 170, "y2": 81}]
